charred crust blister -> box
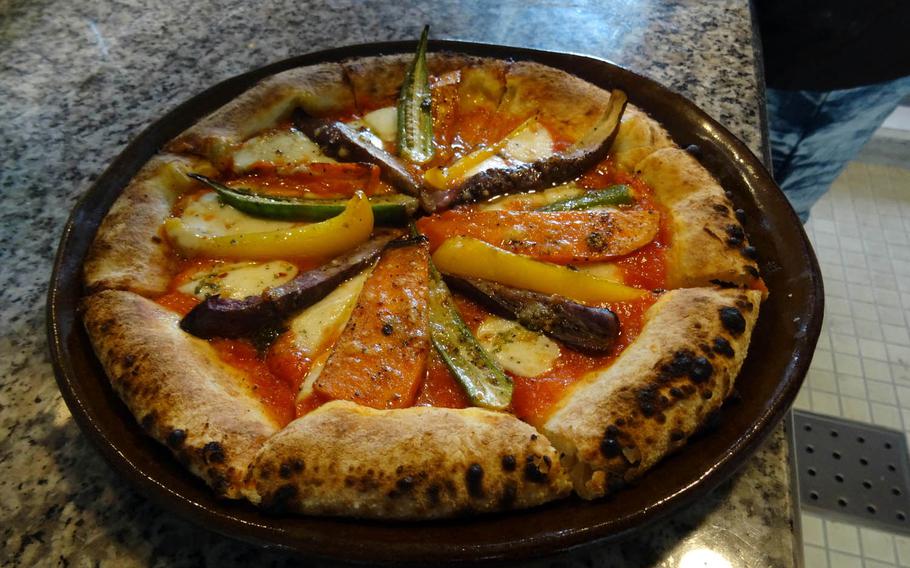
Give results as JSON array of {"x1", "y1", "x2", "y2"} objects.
[
  {"x1": 465, "y1": 463, "x2": 485, "y2": 498},
  {"x1": 719, "y1": 307, "x2": 746, "y2": 335},
  {"x1": 523, "y1": 455, "x2": 551, "y2": 483},
  {"x1": 501, "y1": 454, "x2": 517, "y2": 472},
  {"x1": 713, "y1": 337, "x2": 735, "y2": 358},
  {"x1": 202, "y1": 441, "x2": 225, "y2": 464},
  {"x1": 166, "y1": 428, "x2": 187, "y2": 448}
]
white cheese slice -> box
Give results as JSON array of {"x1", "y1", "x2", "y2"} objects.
[
  {"x1": 287, "y1": 268, "x2": 371, "y2": 357},
  {"x1": 361, "y1": 106, "x2": 398, "y2": 143},
  {"x1": 232, "y1": 128, "x2": 334, "y2": 173},
  {"x1": 180, "y1": 191, "x2": 296, "y2": 236},
  {"x1": 463, "y1": 120, "x2": 554, "y2": 178},
  {"x1": 476, "y1": 316, "x2": 560, "y2": 377},
  {"x1": 296, "y1": 352, "x2": 329, "y2": 402},
  {"x1": 177, "y1": 260, "x2": 298, "y2": 300}
]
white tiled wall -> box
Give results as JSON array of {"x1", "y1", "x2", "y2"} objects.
[{"x1": 795, "y1": 160, "x2": 910, "y2": 567}]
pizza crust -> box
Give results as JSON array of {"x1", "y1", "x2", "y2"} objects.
[
  {"x1": 83, "y1": 154, "x2": 216, "y2": 296},
  {"x1": 167, "y1": 62, "x2": 357, "y2": 167},
  {"x1": 635, "y1": 148, "x2": 760, "y2": 288},
  {"x1": 82, "y1": 290, "x2": 281, "y2": 498},
  {"x1": 246, "y1": 400, "x2": 571, "y2": 519},
  {"x1": 610, "y1": 104, "x2": 674, "y2": 172},
  {"x1": 495, "y1": 61, "x2": 613, "y2": 143},
  {"x1": 542, "y1": 287, "x2": 761, "y2": 499},
  {"x1": 341, "y1": 52, "x2": 503, "y2": 112}
]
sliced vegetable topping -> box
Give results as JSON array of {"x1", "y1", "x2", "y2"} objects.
[
  {"x1": 444, "y1": 275, "x2": 620, "y2": 354},
  {"x1": 538, "y1": 184, "x2": 634, "y2": 212},
  {"x1": 189, "y1": 174, "x2": 417, "y2": 224},
  {"x1": 179, "y1": 233, "x2": 397, "y2": 339},
  {"x1": 427, "y1": 262, "x2": 513, "y2": 410},
  {"x1": 294, "y1": 110, "x2": 424, "y2": 198},
  {"x1": 417, "y1": 207, "x2": 660, "y2": 263},
  {"x1": 423, "y1": 117, "x2": 537, "y2": 189},
  {"x1": 432, "y1": 237, "x2": 646, "y2": 304},
  {"x1": 313, "y1": 239, "x2": 431, "y2": 409},
  {"x1": 164, "y1": 191, "x2": 374, "y2": 260},
  {"x1": 396, "y1": 25, "x2": 434, "y2": 164},
  {"x1": 423, "y1": 89, "x2": 628, "y2": 211}
]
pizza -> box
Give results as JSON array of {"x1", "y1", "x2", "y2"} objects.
[{"x1": 80, "y1": 31, "x2": 766, "y2": 519}]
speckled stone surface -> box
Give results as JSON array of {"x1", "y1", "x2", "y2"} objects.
[{"x1": 0, "y1": 0, "x2": 796, "y2": 566}]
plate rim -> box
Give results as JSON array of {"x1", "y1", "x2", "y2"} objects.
[{"x1": 47, "y1": 39, "x2": 823, "y2": 564}]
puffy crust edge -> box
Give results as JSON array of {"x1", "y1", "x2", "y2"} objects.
[
  {"x1": 542, "y1": 287, "x2": 761, "y2": 499},
  {"x1": 83, "y1": 154, "x2": 216, "y2": 296},
  {"x1": 246, "y1": 401, "x2": 572, "y2": 519},
  {"x1": 634, "y1": 148, "x2": 761, "y2": 288},
  {"x1": 166, "y1": 62, "x2": 357, "y2": 167},
  {"x1": 82, "y1": 290, "x2": 281, "y2": 498}
]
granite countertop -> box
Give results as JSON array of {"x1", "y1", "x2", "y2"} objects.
[{"x1": 0, "y1": 0, "x2": 797, "y2": 565}]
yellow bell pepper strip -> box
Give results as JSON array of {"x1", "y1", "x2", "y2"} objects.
[
  {"x1": 431, "y1": 237, "x2": 646, "y2": 304},
  {"x1": 423, "y1": 117, "x2": 536, "y2": 190},
  {"x1": 397, "y1": 25, "x2": 434, "y2": 164},
  {"x1": 164, "y1": 192, "x2": 374, "y2": 260}
]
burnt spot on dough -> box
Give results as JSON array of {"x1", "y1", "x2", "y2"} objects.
[
  {"x1": 279, "y1": 459, "x2": 303, "y2": 479},
  {"x1": 636, "y1": 385, "x2": 659, "y2": 417},
  {"x1": 151, "y1": 235, "x2": 162, "y2": 244},
  {"x1": 208, "y1": 471, "x2": 230, "y2": 496},
  {"x1": 734, "y1": 208, "x2": 746, "y2": 222},
  {"x1": 265, "y1": 484, "x2": 298, "y2": 514},
  {"x1": 744, "y1": 265, "x2": 760, "y2": 278},
  {"x1": 702, "y1": 390, "x2": 714, "y2": 399},
  {"x1": 500, "y1": 481, "x2": 518, "y2": 509},
  {"x1": 719, "y1": 307, "x2": 746, "y2": 335},
  {"x1": 600, "y1": 436, "x2": 622, "y2": 458},
  {"x1": 166, "y1": 428, "x2": 187, "y2": 448},
  {"x1": 524, "y1": 455, "x2": 552, "y2": 483},
  {"x1": 669, "y1": 386, "x2": 685, "y2": 398},
  {"x1": 663, "y1": 350, "x2": 695, "y2": 378},
  {"x1": 712, "y1": 203, "x2": 729, "y2": 214},
  {"x1": 123, "y1": 354, "x2": 136, "y2": 368},
  {"x1": 670, "y1": 430, "x2": 685, "y2": 442},
  {"x1": 741, "y1": 245, "x2": 758, "y2": 260},
  {"x1": 713, "y1": 337, "x2": 735, "y2": 358},
  {"x1": 202, "y1": 441, "x2": 225, "y2": 464},
  {"x1": 690, "y1": 357, "x2": 713, "y2": 383},
  {"x1": 710, "y1": 279, "x2": 740, "y2": 289},
  {"x1": 466, "y1": 463, "x2": 485, "y2": 498},
  {"x1": 140, "y1": 413, "x2": 156, "y2": 431},
  {"x1": 426, "y1": 483, "x2": 441, "y2": 506},
  {"x1": 501, "y1": 455, "x2": 517, "y2": 472}
]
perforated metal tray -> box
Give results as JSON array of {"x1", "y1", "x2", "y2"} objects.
[{"x1": 794, "y1": 410, "x2": 910, "y2": 534}]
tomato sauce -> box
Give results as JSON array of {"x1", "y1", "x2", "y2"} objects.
[
  {"x1": 227, "y1": 163, "x2": 391, "y2": 198},
  {"x1": 209, "y1": 338, "x2": 296, "y2": 426}
]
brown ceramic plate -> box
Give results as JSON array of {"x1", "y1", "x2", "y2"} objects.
[{"x1": 48, "y1": 40, "x2": 822, "y2": 564}]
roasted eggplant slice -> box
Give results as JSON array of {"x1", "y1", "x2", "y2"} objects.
[
  {"x1": 180, "y1": 232, "x2": 399, "y2": 339},
  {"x1": 293, "y1": 109, "x2": 424, "y2": 198},
  {"x1": 444, "y1": 275, "x2": 620, "y2": 354},
  {"x1": 424, "y1": 89, "x2": 628, "y2": 212}
]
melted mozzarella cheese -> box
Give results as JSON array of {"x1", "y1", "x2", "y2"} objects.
[
  {"x1": 180, "y1": 192, "x2": 295, "y2": 236},
  {"x1": 287, "y1": 269, "x2": 371, "y2": 357},
  {"x1": 232, "y1": 128, "x2": 334, "y2": 173},
  {"x1": 463, "y1": 120, "x2": 554, "y2": 178},
  {"x1": 177, "y1": 260, "x2": 298, "y2": 300},
  {"x1": 476, "y1": 316, "x2": 560, "y2": 377},
  {"x1": 361, "y1": 106, "x2": 398, "y2": 143}
]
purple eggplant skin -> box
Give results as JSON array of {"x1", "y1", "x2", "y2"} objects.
[
  {"x1": 179, "y1": 232, "x2": 399, "y2": 339},
  {"x1": 293, "y1": 109, "x2": 424, "y2": 198},
  {"x1": 444, "y1": 275, "x2": 620, "y2": 354},
  {"x1": 425, "y1": 89, "x2": 629, "y2": 212}
]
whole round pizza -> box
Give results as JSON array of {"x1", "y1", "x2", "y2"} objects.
[{"x1": 80, "y1": 30, "x2": 766, "y2": 520}]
